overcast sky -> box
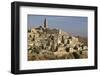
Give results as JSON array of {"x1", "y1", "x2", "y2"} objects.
[{"x1": 28, "y1": 15, "x2": 88, "y2": 38}]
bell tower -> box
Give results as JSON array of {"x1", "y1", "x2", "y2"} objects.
[{"x1": 44, "y1": 18, "x2": 48, "y2": 29}]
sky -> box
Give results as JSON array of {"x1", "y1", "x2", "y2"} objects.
[{"x1": 28, "y1": 15, "x2": 88, "y2": 38}]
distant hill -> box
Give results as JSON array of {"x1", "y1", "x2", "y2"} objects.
[{"x1": 75, "y1": 36, "x2": 88, "y2": 46}]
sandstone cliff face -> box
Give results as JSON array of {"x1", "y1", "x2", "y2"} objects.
[{"x1": 28, "y1": 27, "x2": 88, "y2": 61}]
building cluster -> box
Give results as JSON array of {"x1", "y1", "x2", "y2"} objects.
[{"x1": 28, "y1": 18, "x2": 88, "y2": 61}]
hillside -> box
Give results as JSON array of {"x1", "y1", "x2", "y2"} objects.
[{"x1": 28, "y1": 26, "x2": 88, "y2": 61}]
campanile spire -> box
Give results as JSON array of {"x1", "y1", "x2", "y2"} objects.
[{"x1": 44, "y1": 18, "x2": 48, "y2": 28}]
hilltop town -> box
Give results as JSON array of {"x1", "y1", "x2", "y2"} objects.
[{"x1": 28, "y1": 18, "x2": 88, "y2": 61}]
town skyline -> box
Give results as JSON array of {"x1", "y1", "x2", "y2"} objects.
[
  {"x1": 28, "y1": 16, "x2": 88, "y2": 61},
  {"x1": 28, "y1": 15, "x2": 88, "y2": 38}
]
